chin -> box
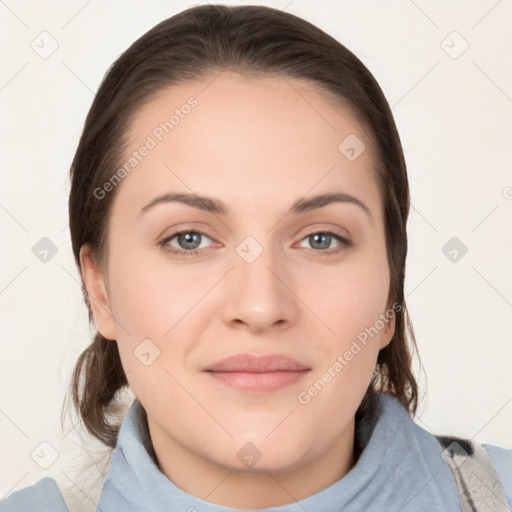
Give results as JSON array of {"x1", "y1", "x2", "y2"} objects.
[{"x1": 205, "y1": 432, "x2": 315, "y2": 474}]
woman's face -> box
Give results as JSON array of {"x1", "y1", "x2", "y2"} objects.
[{"x1": 82, "y1": 71, "x2": 395, "y2": 498}]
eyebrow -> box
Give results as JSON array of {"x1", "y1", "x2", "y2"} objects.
[{"x1": 140, "y1": 192, "x2": 372, "y2": 219}]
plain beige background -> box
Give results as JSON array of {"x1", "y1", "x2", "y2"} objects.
[{"x1": 1, "y1": 0, "x2": 511, "y2": 509}]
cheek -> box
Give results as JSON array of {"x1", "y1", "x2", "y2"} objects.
[
  {"x1": 105, "y1": 248, "x2": 223, "y2": 395},
  {"x1": 297, "y1": 248, "x2": 390, "y2": 404},
  {"x1": 296, "y1": 265, "x2": 388, "y2": 429},
  {"x1": 108, "y1": 232, "x2": 390, "y2": 355},
  {"x1": 304, "y1": 251, "x2": 390, "y2": 341},
  {"x1": 107, "y1": 242, "x2": 211, "y2": 338}
]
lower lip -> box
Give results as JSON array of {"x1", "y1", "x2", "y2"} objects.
[{"x1": 207, "y1": 370, "x2": 309, "y2": 392}]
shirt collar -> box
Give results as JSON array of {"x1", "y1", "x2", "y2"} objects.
[{"x1": 97, "y1": 392, "x2": 413, "y2": 512}]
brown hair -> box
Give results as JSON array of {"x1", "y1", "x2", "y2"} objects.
[{"x1": 66, "y1": 4, "x2": 420, "y2": 448}]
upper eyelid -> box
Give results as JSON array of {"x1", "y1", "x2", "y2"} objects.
[{"x1": 163, "y1": 228, "x2": 214, "y2": 241}]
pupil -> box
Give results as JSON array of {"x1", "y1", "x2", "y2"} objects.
[
  {"x1": 179, "y1": 232, "x2": 200, "y2": 249},
  {"x1": 311, "y1": 233, "x2": 330, "y2": 249}
]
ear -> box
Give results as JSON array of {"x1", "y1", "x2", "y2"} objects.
[
  {"x1": 378, "y1": 309, "x2": 396, "y2": 350},
  {"x1": 79, "y1": 244, "x2": 117, "y2": 341}
]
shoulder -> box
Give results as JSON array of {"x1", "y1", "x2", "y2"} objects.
[
  {"x1": 0, "y1": 477, "x2": 69, "y2": 512},
  {"x1": 482, "y1": 442, "x2": 512, "y2": 508},
  {"x1": 374, "y1": 394, "x2": 512, "y2": 509}
]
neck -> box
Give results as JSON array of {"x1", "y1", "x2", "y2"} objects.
[{"x1": 147, "y1": 417, "x2": 356, "y2": 509}]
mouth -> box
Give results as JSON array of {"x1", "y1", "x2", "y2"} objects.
[{"x1": 203, "y1": 353, "x2": 311, "y2": 392}]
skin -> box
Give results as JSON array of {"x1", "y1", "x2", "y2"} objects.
[{"x1": 80, "y1": 71, "x2": 395, "y2": 508}]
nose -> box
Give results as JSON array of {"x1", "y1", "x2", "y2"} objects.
[{"x1": 221, "y1": 244, "x2": 299, "y2": 334}]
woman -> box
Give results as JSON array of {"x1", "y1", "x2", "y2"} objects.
[{"x1": 2, "y1": 4, "x2": 510, "y2": 511}]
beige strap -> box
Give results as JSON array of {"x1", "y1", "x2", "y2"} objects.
[{"x1": 439, "y1": 437, "x2": 509, "y2": 512}]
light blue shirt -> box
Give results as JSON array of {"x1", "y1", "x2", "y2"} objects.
[{"x1": 2, "y1": 393, "x2": 511, "y2": 511}]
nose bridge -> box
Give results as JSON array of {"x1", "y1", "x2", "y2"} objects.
[
  {"x1": 237, "y1": 238, "x2": 281, "y2": 293},
  {"x1": 222, "y1": 234, "x2": 297, "y2": 331},
  {"x1": 235, "y1": 234, "x2": 285, "y2": 303}
]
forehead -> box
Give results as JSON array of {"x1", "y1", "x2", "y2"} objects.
[{"x1": 114, "y1": 71, "x2": 381, "y2": 218}]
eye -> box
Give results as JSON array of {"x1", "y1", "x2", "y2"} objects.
[
  {"x1": 158, "y1": 228, "x2": 352, "y2": 257},
  {"x1": 158, "y1": 229, "x2": 214, "y2": 256},
  {"x1": 297, "y1": 231, "x2": 352, "y2": 255}
]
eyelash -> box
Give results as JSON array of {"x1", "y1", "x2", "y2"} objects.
[{"x1": 157, "y1": 228, "x2": 352, "y2": 257}]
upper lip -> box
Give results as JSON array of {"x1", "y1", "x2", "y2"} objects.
[{"x1": 204, "y1": 353, "x2": 310, "y2": 373}]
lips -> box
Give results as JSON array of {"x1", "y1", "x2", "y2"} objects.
[{"x1": 204, "y1": 353, "x2": 311, "y2": 392}]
